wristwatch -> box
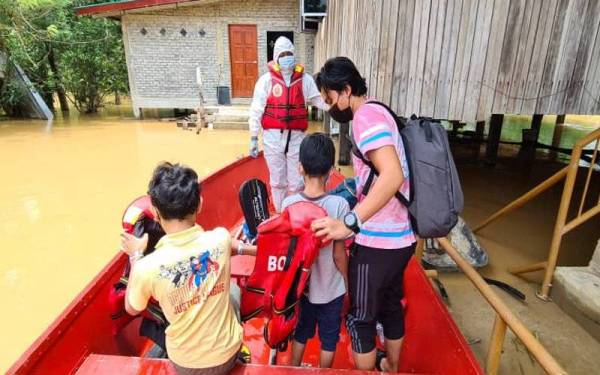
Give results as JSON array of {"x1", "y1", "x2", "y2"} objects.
[{"x1": 343, "y1": 211, "x2": 361, "y2": 234}]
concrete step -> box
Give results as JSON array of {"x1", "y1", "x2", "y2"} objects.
[
  {"x1": 213, "y1": 121, "x2": 248, "y2": 130},
  {"x1": 214, "y1": 114, "x2": 248, "y2": 123},
  {"x1": 553, "y1": 239, "x2": 600, "y2": 342}
]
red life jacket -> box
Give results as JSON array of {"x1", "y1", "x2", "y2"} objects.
[
  {"x1": 261, "y1": 62, "x2": 308, "y2": 131},
  {"x1": 240, "y1": 201, "x2": 330, "y2": 348},
  {"x1": 109, "y1": 195, "x2": 167, "y2": 335}
]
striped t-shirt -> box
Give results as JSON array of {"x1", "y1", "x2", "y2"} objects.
[{"x1": 351, "y1": 102, "x2": 416, "y2": 249}]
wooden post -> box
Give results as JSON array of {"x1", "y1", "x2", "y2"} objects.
[
  {"x1": 539, "y1": 145, "x2": 583, "y2": 300},
  {"x1": 486, "y1": 314, "x2": 507, "y2": 375},
  {"x1": 474, "y1": 120, "x2": 486, "y2": 158},
  {"x1": 450, "y1": 120, "x2": 461, "y2": 138},
  {"x1": 475, "y1": 120, "x2": 485, "y2": 141},
  {"x1": 550, "y1": 114, "x2": 566, "y2": 159},
  {"x1": 323, "y1": 112, "x2": 331, "y2": 135},
  {"x1": 520, "y1": 114, "x2": 543, "y2": 163},
  {"x1": 485, "y1": 114, "x2": 504, "y2": 165},
  {"x1": 338, "y1": 121, "x2": 351, "y2": 166},
  {"x1": 437, "y1": 238, "x2": 567, "y2": 374}
]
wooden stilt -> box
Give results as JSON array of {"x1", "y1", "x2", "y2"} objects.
[
  {"x1": 485, "y1": 114, "x2": 504, "y2": 165},
  {"x1": 550, "y1": 114, "x2": 566, "y2": 159},
  {"x1": 323, "y1": 112, "x2": 331, "y2": 135},
  {"x1": 486, "y1": 314, "x2": 507, "y2": 375},
  {"x1": 451, "y1": 120, "x2": 461, "y2": 138},
  {"x1": 338, "y1": 121, "x2": 351, "y2": 166},
  {"x1": 520, "y1": 114, "x2": 543, "y2": 163},
  {"x1": 475, "y1": 120, "x2": 485, "y2": 141}
]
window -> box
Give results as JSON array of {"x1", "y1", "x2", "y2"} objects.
[{"x1": 303, "y1": 0, "x2": 327, "y2": 16}]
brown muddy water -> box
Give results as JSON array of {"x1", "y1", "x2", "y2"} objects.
[
  {"x1": 1, "y1": 107, "x2": 600, "y2": 372},
  {"x1": 0, "y1": 110, "x2": 251, "y2": 371}
]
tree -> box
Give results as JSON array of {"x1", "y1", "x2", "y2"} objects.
[
  {"x1": 0, "y1": 0, "x2": 129, "y2": 116},
  {"x1": 60, "y1": 14, "x2": 127, "y2": 113}
]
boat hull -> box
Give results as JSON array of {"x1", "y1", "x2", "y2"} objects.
[{"x1": 8, "y1": 155, "x2": 483, "y2": 374}]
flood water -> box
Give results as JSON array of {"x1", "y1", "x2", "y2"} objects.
[
  {"x1": 0, "y1": 108, "x2": 251, "y2": 371},
  {"x1": 1, "y1": 106, "x2": 599, "y2": 372}
]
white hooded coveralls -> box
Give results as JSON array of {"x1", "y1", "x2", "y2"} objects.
[{"x1": 248, "y1": 37, "x2": 328, "y2": 212}]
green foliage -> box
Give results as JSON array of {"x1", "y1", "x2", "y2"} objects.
[{"x1": 0, "y1": 0, "x2": 129, "y2": 115}]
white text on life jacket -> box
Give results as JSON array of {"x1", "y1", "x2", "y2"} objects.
[{"x1": 268, "y1": 256, "x2": 287, "y2": 271}]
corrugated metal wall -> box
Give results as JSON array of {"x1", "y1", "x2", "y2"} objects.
[{"x1": 314, "y1": 0, "x2": 600, "y2": 122}]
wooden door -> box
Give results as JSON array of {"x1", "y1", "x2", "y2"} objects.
[{"x1": 229, "y1": 25, "x2": 258, "y2": 98}]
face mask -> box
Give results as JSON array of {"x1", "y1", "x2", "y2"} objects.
[
  {"x1": 278, "y1": 55, "x2": 295, "y2": 71},
  {"x1": 329, "y1": 95, "x2": 353, "y2": 123}
]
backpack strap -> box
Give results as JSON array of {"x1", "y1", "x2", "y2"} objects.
[{"x1": 351, "y1": 101, "x2": 410, "y2": 207}]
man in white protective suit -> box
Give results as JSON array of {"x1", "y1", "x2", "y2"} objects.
[{"x1": 248, "y1": 36, "x2": 328, "y2": 212}]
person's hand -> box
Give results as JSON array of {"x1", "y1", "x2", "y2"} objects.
[
  {"x1": 120, "y1": 232, "x2": 148, "y2": 257},
  {"x1": 311, "y1": 217, "x2": 353, "y2": 242},
  {"x1": 249, "y1": 136, "x2": 259, "y2": 158}
]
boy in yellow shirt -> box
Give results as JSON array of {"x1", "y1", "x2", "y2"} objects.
[{"x1": 122, "y1": 162, "x2": 245, "y2": 374}]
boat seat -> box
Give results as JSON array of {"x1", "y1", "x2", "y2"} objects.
[{"x1": 75, "y1": 354, "x2": 420, "y2": 374}]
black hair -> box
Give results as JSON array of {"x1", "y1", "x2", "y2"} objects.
[
  {"x1": 148, "y1": 162, "x2": 201, "y2": 220},
  {"x1": 299, "y1": 133, "x2": 335, "y2": 177},
  {"x1": 315, "y1": 56, "x2": 367, "y2": 96}
]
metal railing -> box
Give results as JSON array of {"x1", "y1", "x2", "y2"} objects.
[
  {"x1": 434, "y1": 238, "x2": 567, "y2": 375},
  {"x1": 473, "y1": 127, "x2": 600, "y2": 300}
]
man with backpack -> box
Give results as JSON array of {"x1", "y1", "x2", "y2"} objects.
[{"x1": 312, "y1": 57, "x2": 416, "y2": 373}]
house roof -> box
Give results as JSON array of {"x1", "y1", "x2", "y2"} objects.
[{"x1": 75, "y1": 0, "x2": 221, "y2": 17}]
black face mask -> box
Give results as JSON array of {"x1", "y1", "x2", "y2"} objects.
[{"x1": 329, "y1": 96, "x2": 353, "y2": 123}]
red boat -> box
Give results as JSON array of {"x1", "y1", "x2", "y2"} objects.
[{"x1": 7, "y1": 155, "x2": 483, "y2": 375}]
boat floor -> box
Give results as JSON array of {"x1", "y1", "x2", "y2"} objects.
[{"x1": 75, "y1": 354, "x2": 425, "y2": 374}]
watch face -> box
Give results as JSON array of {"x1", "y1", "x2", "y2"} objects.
[{"x1": 344, "y1": 212, "x2": 357, "y2": 227}]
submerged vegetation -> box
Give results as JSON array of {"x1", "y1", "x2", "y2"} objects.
[{"x1": 0, "y1": 0, "x2": 128, "y2": 115}]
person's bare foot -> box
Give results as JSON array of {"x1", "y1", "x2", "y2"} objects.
[{"x1": 379, "y1": 357, "x2": 390, "y2": 372}]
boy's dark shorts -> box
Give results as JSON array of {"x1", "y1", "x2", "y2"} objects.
[
  {"x1": 294, "y1": 294, "x2": 345, "y2": 352},
  {"x1": 346, "y1": 242, "x2": 415, "y2": 354}
]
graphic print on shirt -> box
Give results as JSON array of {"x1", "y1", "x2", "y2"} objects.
[{"x1": 157, "y1": 247, "x2": 224, "y2": 315}]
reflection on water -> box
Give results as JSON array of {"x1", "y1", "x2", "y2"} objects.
[{"x1": 0, "y1": 106, "x2": 249, "y2": 371}]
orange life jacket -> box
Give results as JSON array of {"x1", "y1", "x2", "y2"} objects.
[
  {"x1": 261, "y1": 62, "x2": 308, "y2": 131},
  {"x1": 240, "y1": 201, "x2": 330, "y2": 348}
]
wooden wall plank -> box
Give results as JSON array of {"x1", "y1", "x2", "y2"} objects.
[
  {"x1": 535, "y1": 0, "x2": 570, "y2": 113},
  {"x1": 548, "y1": 0, "x2": 588, "y2": 114},
  {"x1": 449, "y1": 0, "x2": 479, "y2": 120},
  {"x1": 507, "y1": 0, "x2": 539, "y2": 114},
  {"x1": 421, "y1": 0, "x2": 447, "y2": 117},
  {"x1": 463, "y1": 0, "x2": 494, "y2": 122},
  {"x1": 476, "y1": 0, "x2": 510, "y2": 119},
  {"x1": 492, "y1": 0, "x2": 526, "y2": 114},
  {"x1": 521, "y1": 0, "x2": 558, "y2": 114},
  {"x1": 406, "y1": 0, "x2": 425, "y2": 115},
  {"x1": 313, "y1": 0, "x2": 600, "y2": 120},
  {"x1": 581, "y1": 19, "x2": 600, "y2": 113},
  {"x1": 383, "y1": 0, "x2": 401, "y2": 105},
  {"x1": 566, "y1": 0, "x2": 600, "y2": 113},
  {"x1": 412, "y1": 0, "x2": 433, "y2": 115},
  {"x1": 377, "y1": 0, "x2": 400, "y2": 104},
  {"x1": 392, "y1": 0, "x2": 415, "y2": 115},
  {"x1": 434, "y1": 0, "x2": 463, "y2": 119}
]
